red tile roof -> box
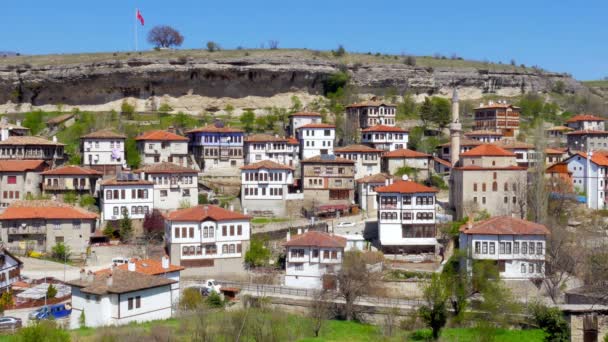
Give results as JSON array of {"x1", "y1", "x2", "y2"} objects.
[
  {"x1": 361, "y1": 125, "x2": 408, "y2": 133},
  {"x1": 459, "y1": 216, "x2": 550, "y2": 236},
  {"x1": 301, "y1": 155, "x2": 355, "y2": 164},
  {"x1": 433, "y1": 157, "x2": 452, "y2": 167},
  {"x1": 81, "y1": 130, "x2": 126, "y2": 139},
  {"x1": 565, "y1": 114, "x2": 605, "y2": 123},
  {"x1": 346, "y1": 100, "x2": 396, "y2": 108},
  {"x1": 334, "y1": 144, "x2": 383, "y2": 153},
  {"x1": 546, "y1": 126, "x2": 573, "y2": 132},
  {"x1": 494, "y1": 140, "x2": 534, "y2": 150},
  {"x1": 382, "y1": 148, "x2": 431, "y2": 159},
  {"x1": 283, "y1": 231, "x2": 346, "y2": 248},
  {"x1": 375, "y1": 180, "x2": 438, "y2": 194},
  {"x1": 566, "y1": 130, "x2": 608, "y2": 136},
  {"x1": 96, "y1": 258, "x2": 184, "y2": 276},
  {"x1": 166, "y1": 205, "x2": 250, "y2": 222},
  {"x1": 356, "y1": 173, "x2": 394, "y2": 184},
  {"x1": 67, "y1": 269, "x2": 176, "y2": 295},
  {"x1": 134, "y1": 162, "x2": 198, "y2": 174},
  {"x1": 0, "y1": 136, "x2": 65, "y2": 146},
  {"x1": 474, "y1": 103, "x2": 520, "y2": 110},
  {"x1": 0, "y1": 201, "x2": 98, "y2": 220},
  {"x1": 288, "y1": 112, "x2": 322, "y2": 117},
  {"x1": 460, "y1": 144, "x2": 516, "y2": 157},
  {"x1": 41, "y1": 165, "x2": 102, "y2": 176},
  {"x1": 186, "y1": 125, "x2": 244, "y2": 134},
  {"x1": 240, "y1": 160, "x2": 294, "y2": 171},
  {"x1": 101, "y1": 177, "x2": 154, "y2": 186},
  {"x1": 453, "y1": 165, "x2": 527, "y2": 171},
  {"x1": 134, "y1": 130, "x2": 188, "y2": 141},
  {"x1": 244, "y1": 134, "x2": 292, "y2": 143},
  {"x1": 546, "y1": 162, "x2": 571, "y2": 175},
  {"x1": 545, "y1": 148, "x2": 565, "y2": 155},
  {"x1": 297, "y1": 123, "x2": 335, "y2": 129},
  {"x1": 0, "y1": 160, "x2": 47, "y2": 172},
  {"x1": 287, "y1": 137, "x2": 299, "y2": 145},
  {"x1": 464, "y1": 130, "x2": 504, "y2": 136},
  {"x1": 567, "y1": 152, "x2": 608, "y2": 167}
]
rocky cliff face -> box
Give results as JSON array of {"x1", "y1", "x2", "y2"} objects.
[{"x1": 0, "y1": 56, "x2": 586, "y2": 113}]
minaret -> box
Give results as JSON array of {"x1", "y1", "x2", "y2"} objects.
[{"x1": 449, "y1": 88, "x2": 461, "y2": 166}]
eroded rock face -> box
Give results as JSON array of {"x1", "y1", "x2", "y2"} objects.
[{"x1": 0, "y1": 56, "x2": 585, "y2": 109}]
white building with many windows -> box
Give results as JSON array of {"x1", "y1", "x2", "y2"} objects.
[
  {"x1": 135, "y1": 130, "x2": 193, "y2": 168},
  {"x1": 565, "y1": 114, "x2": 606, "y2": 131},
  {"x1": 164, "y1": 205, "x2": 251, "y2": 269},
  {"x1": 459, "y1": 216, "x2": 550, "y2": 279},
  {"x1": 186, "y1": 124, "x2": 244, "y2": 172},
  {"x1": 376, "y1": 178, "x2": 439, "y2": 254},
  {"x1": 100, "y1": 174, "x2": 154, "y2": 221},
  {"x1": 80, "y1": 130, "x2": 126, "y2": 171},
  {"x1": 356, "y1": 173, "x2": 394, "y2": 216},
  {"x1": 288, "y1": 112, "x2": 323, "y2": 136},
  {"x1": 244, "y1": 134, "x2": 300, "y2": 168},
  {"x1": 283, "y1": 231, "x2": 346, "y2": 289},
  {"x1": 240, "y1": 160, "x2": 301, "y2": 217},
  {"x1": 361, "y1": 125, "x2": 408, "y2": 151},
  {"x1": 296, "y1": 123, "x2": 336, "y2": 160},
  {"x1": 562, "y1": 151, "x2": 608, "y2": 210},
  {"x1": 136, "y1": 163, "x2": 199, "y2": 211},
  {"x1": 334, "y1": 145, "x2": 382, "y2": 180}
]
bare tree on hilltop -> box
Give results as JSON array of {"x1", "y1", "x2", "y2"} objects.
[{"x1": 148, "y1": 25, "x2": 184, "y2": 49}]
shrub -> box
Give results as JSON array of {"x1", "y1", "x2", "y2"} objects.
[
  {"x1": 206, "y1": 291, "x2": 224, "y2": 308},
  {"x1": 332, "y1": 45, "x2": 346, "y2": 57},
  {"x1": 0, "y1": 290, "x2": 14, "y2": 312},
  {"x1": 530, "y1": 303, "x2": 570, "y2": 342},
  {"x1": 15, "y1": 321, "x2": 70, "y2": 342},
  {"x1": 79, "y1": 194, "x2": 96, "y2": 208},
  {"x1": 46, "y1": 284, "x2": 57, "y2": 299},
  {"x1": 51, "y1": 242, "x2": 70, "y2": 261},
  {"x1": 206, "y1": 41, "x2": 220, "y2": 52},
  {"x1": 158, "y1": 103, "x2": 173, "y2": 113},
  {"x1": 244, "y1": 238, "x2": 271, "y2": 267},
  {"x1": 120, "y1": 100, "x2": 135, "y2": 119},
  {"x1": 63, "y1": 191, "x2": 77, "y2": 205},
  {"x1": 119, "y1": 212, "x2": 133, "y2": 242},
  {"x1": 79, "y1": 310, "x2": 86, "y2": 328},
  {"x1": 198, "y1": 193, "x2": 209, "y2": 205},
  {"x1": 103, "y1": 223, "x2": 116, "y2": 239},
  {"x1": 179, "y1": 288, "x2": 204, "y2": 311}
]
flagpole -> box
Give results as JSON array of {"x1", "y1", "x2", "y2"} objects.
[{"x1": 134, "y1": 8, "x2": 138, "y2": 51}]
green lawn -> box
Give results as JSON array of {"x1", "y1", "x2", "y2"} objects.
[
  {"x1": 251, "y1": 217, "x2": 290, "y2": 225},
  {"x1": 582, "y1": 80, "x2": 608, "y2": 88}
]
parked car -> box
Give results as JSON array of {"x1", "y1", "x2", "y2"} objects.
[
  {"x1": 336, "y1": 222, "x2": 355, "y2": 228},
  {"x1": 29, "y1": 303, "x2": 72, "y2": 320},
  {"x1": 0, "y1": 317, "x2": 21, "y2": 330}
]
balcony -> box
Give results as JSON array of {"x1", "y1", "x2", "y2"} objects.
[
  {"x1": 8, "y1": 226, "x2": 46, "y2": 235},
  {"x1": 380, "y1": 204, "x2": 399, "y2": 210}
]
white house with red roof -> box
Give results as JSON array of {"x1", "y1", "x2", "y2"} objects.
[
  {"x1": 283, "y1": 231, "x2": 346, "y2": 289},
  {"x1": 41, "y1": 165, "x2": 102, "y2": 200},
  {"x1": 135, "y1": 163, "x2": 199, "y2": 211},
  {"x1": 185, "y1": 123, "x2": 244, "y2": 172},
  {"x1": 80, "y1": 130, "x2": 126, "y2": 170},
  {"x1": 346, "y1": 99, "x2": 397, "y2": 128},
  {"x1": 562, "y1": 151, "x2": 608, "y2": 209},
  {"x1": 0, "y1": 200, "x2": 98, "y2": 253},
  {"x1": 450, "y1": 144, "x2": 528, "y2": 219},
  {"x1": 361, "y1": 125, "x2": 408, "y2": 151},
  {"x1": 464, "y1": 130, "x2": 504, "y2": 143},
  {"x1": 381, "y1": 148, "x2": 433, "y2": 179},
  {"x1": 459, "y1": 216, "x2": 550, "y2": 279},
  {"x1": 334, "y1": 144, "x2": 382, "y2": 180},
  {"x1": 565, "y1": 114, "x2": 606, "y2": 131},
  {"x1": 356, "y1": 173, "x2": 394, "y2": 215},
  {"x1": 288, "y1": 112, "x2": 322, "y2": 136},
  {"x1": 100, "y1": 174, "x2": 154, "y2": 221},
  {"x1": 135, "y1": 130, "x2": 194, "y2": 168},
  {"x1": 240, "y1": 160, "x2": 302, "y2": 217},
  {"x1": 244, "y1": 134, "x2": 300, "y2": 167},
  {"x1": 164, "y1": 205, "x2": 251, "y2": 269},
  {"x1": 376, "y1": 178, "x2": 439, "y2": 253},
  {"x1": 296, "y1": 123, "x2": 336, "y2": 160}
]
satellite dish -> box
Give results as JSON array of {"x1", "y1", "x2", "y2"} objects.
[{"x1": 402, "y1": 175, "x2": 409, "y2": 181}]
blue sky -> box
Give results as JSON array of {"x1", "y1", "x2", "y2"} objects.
[{"x1": 3, "y1": 1, "x2": 606, "y2": 80}]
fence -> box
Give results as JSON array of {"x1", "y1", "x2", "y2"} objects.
[{"x1": 215, "y1": 280, "x2": 424, "y2": 308}]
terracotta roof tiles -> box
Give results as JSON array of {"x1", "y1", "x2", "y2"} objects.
[
  {"x1": 565, "y1": 114, "x2": 605, "y2": 123},
  {"x1": 301, "y1": 155, "x2": 355, "y2": 164},
  {"x1": 460, "y1": 144, "x2": 516, "y2": 157},
  {"x1": 240, "y1": 160, "x2": 294, "y2": 171},
  {"x1": 459, "y1": 216, "x2": 550, "y2": 235},
  {"x1": 186, "y1": 125, "x2": 244, "y2": 134},
  {"x1": 244, "y1": 134, "x2": 292, "y2": 143},
  {"x1": 375, "y1": 180, "x2": 438, "y2": 194},
  {"x1": 166, "y1": 205, "x2": 250, "y2": 222},
  {"x1": 81, "y1": 130, "x2": 126, "y2": 139},
  {"x1": 135, "y1": 162, "x2": 198, "y2": 174},
  {"x1": 0, "y1": 160, "x2": 47, "y2": 172},
  {"x1": 134, "y1": 130, "x2": 188, "y2": 141},
  {"x1": 95, "y1": 258, "x2": 184, "y2": 276},
  {"x1": 346, "y1": 100, "x2": 396, "y2": 108},
  {"x1": 334, "y1": 144, "x2": 383, "y2": 153},
  {"x1": 356, "y1": 173, "x2": 394, "y2": 184},
  {"x1": 566, "y1": 130, "x2": 608, "y2": 136},
  {"x1": 67, "y1": 269, "x2": 176, "y2": 295},
  {"x1": 297, "y1": 123, "x2": 335, "y2": 129},
  {"x1": 0, "y1": 200, "x2": 98, "y2": 220},
  {"x1": 41, "y1": 165, "x2": 102, "y2": 176},
  {"x1": 382, "y1": 148, "x2": 431, "y2": 158},
  {"x1": 283, "y1": 231, "x2": 347, "y2": 248},
  {"x1": 0, "y1": 136, "x2": 64, "y2": 146},
  {"x1": 361, "y1": 125, "x2": 408, "y2": 133}
]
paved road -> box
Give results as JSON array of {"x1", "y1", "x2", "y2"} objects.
[{"x1": 20, "y1": 257, "x2": 84, "y2": 283}]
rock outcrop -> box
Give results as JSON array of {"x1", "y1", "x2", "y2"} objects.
[{"x1": 0, "y1": 55, "x2": 586, "y2": 113}]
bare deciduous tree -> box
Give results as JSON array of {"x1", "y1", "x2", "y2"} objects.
[
  {"x1": 147, "y1": 25, "x2": 184, "y2": 48},
  {"x1": 337, "y1": 250, "x2": 377, "y2": 321},
  {"x1": 309, "y1": 290, "x2": 334, "y2": 337},
  {"x1": 268, "y1": 40, "x2": 279, "y2": 50},
  {"x1": 543, "y1": 223, "x2": 579, "y2": 303}
]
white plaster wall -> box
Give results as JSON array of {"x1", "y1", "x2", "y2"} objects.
[
  {"x1": 82, "y1": 139, "x2": 125, "y2": 166},
  {"x1": 101, "y1": 185, "x2": 154, "y2": 221},
  {"x1": 115, "y1": 285, "x2": 173, "y2": 325}
]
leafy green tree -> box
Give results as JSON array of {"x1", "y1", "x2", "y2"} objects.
[
  {"x1": 530, "y1": 303, "x2": 570, "y2": 342},
  {"x1": 23, "y1": 110, "x2": 46, "y2": 135},
  {"x1": 119, "y1": 211, "x2": 133, "y2": 242},
  {"x1": 63, "y1": 191, "x2": 77, "y2": 205},
  {"x1": 240, "y1": 110, "x2": 255, "y2": 133},
  {"x1": 79, "y1": 310, "x2": 86, "y2": 328},
  {"x1": 332, "y1": 44, "x2": 346, "y2": 57},
  {"x1": 206, "y1": 291, "x2": 224, "y2": 308},
  {"x1": 158, "y1": 103, "x2": 173, "y2": 113},
  {"x1": 430, "y1": 97, "x2": 451, "y2": 130},
  {"x1": 0, "y1": 290, "x2": 14, "y2": 313},
  {"x1": 322, "y1": 72, "x2": 349, "y2": 96},
  {"x1": 120, "y1": 100, "x2": 135, "y2": 120},
  {"x1": 206, "y1": 41, "x2": 220, "y2": 52},
  {"x1": 290, "y1": 95, "x2": 302, "y2": 113},
  {"x1": 418, "y1": 274, "x2": 449, "y2": 340},
  {"x1": 125, "y1": 138, "x2": 141, "y2": 169},
  {"x1": 103, "y1": 223, "x2": 116, "y2": 239},
  {"x1": 394, "y1": 166, "x2": 419, "y2": 180},
  {"x1": 396, "y1": 92, "x2": 418, "y2": 120},
  {"x1": 419, "y1": 98, "x2": 434, "y2": 127},
  {"x1": 79, "y1": 194, "x2": 96, "y2": 208},
  {"x1": 68, "y1": 153, "x2": 81, "y2": 165},
  {"x1": 244, "y1": 238, "x2": 271, "y2": 267},
  {"x1": 46, "y1": 284, "x2": 57, "y2": 299},
  {"x1": 51, "y1": 242, "x2": 70, "y2": 261},
  {"x1": 198, "y1": 193, "x2": 209, "y2": 205},
  {"x1": 179, "y1": 287, "x2": 204, "y2": 311}
]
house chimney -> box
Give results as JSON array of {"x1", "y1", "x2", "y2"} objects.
[
  {"x1": 286, "y1": 230, "x2": 291, "y2": 241},
  {"x1": 297, "y1": 228, "x2": 302, "y2": 235},
  {"x1": 106, "y1": 273, "x2": 113, "y2": 287},
  {"x1": 140, "y1": 172, "x2": 145, "y2": 180},
  {"x1": 127, "y1": 261, "x2": 136, "y2": 272},
  {"x1": 86, "y1": 270, "x2": 94, "y2": 283},
  {"x1": 161, "y1": 255, "x2": 170, "y2": 269},
  {"x1": 52, "y1": 136, "x2": 57, "y2": 143},
  {"x1": 16, "y1": 120, "x2": 21, "y2": 126},
  {"x1": 467, "y1": 219, "x2": 473, "y2": 230},
  {"x1": 305, "y1": 228, "x2": 309, "y2": 233},
  {"x1": 79, "y1": 269, "x2": 86, "y2": 282},
  {"x1": 385, "y1": 179, "x2": 389, "y2": 186}
]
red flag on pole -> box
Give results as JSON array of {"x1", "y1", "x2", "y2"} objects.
[{"x1": 136, "y1": 9, "x2": 145, "y2": 26}]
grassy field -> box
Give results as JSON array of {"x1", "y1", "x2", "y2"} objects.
[
  {"x1": 582, "y1": 80, "x2": 608, "y2": 88},
  {"x1": 0, "y1": 48, "x2": 535, "y2": 73},
  {"x1": 251, "y1": 217, "x2": 290, "y2": 225},
  {"x1": 0, "y1": 319, "x2": 545, "y2": 342}
]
